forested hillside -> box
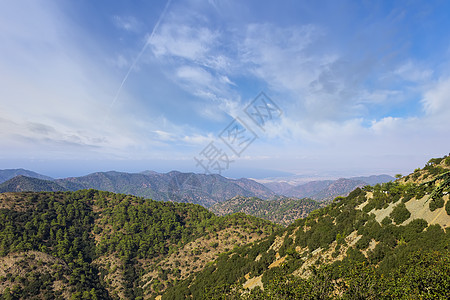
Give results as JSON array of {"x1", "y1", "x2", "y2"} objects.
[
  {"x1": 0, "y1": 190, "x2": 278, "y2": 299},
  {"x1": 210, "y1": 196, "x2": 321, "y2": 226},
  {"x1": 0, "y1": 175, "x2": 67, "y2": 193},
  {"x1": 164, "y1": 156, "x2": 450, "y2": 299}
]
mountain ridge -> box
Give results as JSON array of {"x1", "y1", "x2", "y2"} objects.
[
  {"x1": 0, "y1": 169, "x2": 53, "y2": 183},
  {"x1": 0, "y1": 175, "x2": 67, "y2": 193}
]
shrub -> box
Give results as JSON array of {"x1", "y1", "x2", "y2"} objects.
[
  {"x1": 429, "y1": 197, "x2": 444, "y2": 212},
  {"x1": 381, "y1": 217, "x2": 392, "y2": 226},
  {"x1": 444, "y1": 156, "x2": 450, "y2": 166},
  {"x1": 446, "y1": 200, "x2": 450, "y2": 216},
  {"x1": 390, "y1": 203, "x2": 411, "y2": 225},
  {"x1": 356, "y1": 235, "x2": 371, "y2": 250}
]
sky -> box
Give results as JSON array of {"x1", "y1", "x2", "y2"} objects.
[{"x1": 1, "y1": 0, "x2": 450, "y2": 179}]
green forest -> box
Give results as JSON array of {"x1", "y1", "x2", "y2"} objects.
[{"x1": 0, "y1": 190, "x2": 278, "y2": 299}]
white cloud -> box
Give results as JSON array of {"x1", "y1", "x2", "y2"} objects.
[
  {"x1": 176, "y1": 65, "x2": 213, "y2": 87},
  {"x1": 113, "y1": 16, "x2": 142, "y2": 32},
  {"x1": 240, "y1": 23, "x2": 330, "y2": 92},
  {"x1": 394, "y1": 61, "x2": 433, "y2": 82},
  {"x1": 150, "y1": 24, "x2": 218, "y2": 63},
  {"x1": 421, "y1": 77, "x2": 450, "y2": 116}
]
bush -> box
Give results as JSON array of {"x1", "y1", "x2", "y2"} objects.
[
  {"x1": 356, "y1": 235, "x2": 371, "y2": 250},
  {"x1": 429, "y1": 197, "x2": 444, "y2": 212},
  {"x1": 445, "y1": 200, "x2": 450, "y2": 216},
  {"x1": 444, "y1": 156, "x2": 450, "y2": 166},
  {"x1": 381, "y1": 217, "x2": 392, "y2": 226},
  {"x1": 390, "y1": 203, "x2": 411, "y2": 225}
]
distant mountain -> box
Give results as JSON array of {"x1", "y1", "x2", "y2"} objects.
[
  {"x1": 284, "y1": 180, "x2": 334, "y2": 199},
  {"x1": 309, "y1": 178, "x2": 366, "y2": 201},
  {"x1": 262, "y1": 181, "x2": 296, "y2": 195},
  {"x1": 350, "y1": 174, "x2": 395, "y2": 185},
  {"x1": 54, "y1": 171, "x2": 275, "y2": 207},
  {"x1": 140, "y1": 170, "x2": 159, "y2": 176},
  {"x1": 0, "y1": 168, "x2": 53, "y2": 183},
  {"x1": 262, "y1": 174, "x2": 394, "y2": 201},
  {"x1": 210, "y1": 196, "x2": 321, "y2": 226},
  {"x1": 0, "y1": 175, "x2": 67, "y2": 193}
]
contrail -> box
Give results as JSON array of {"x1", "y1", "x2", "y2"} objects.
[{"x1": 105, "y1": 0, "x2": 172, "y2": 120}]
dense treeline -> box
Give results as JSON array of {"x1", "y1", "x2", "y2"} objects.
[{"x1": 0, "y1": 190, "x2": 107, "y2": 299}]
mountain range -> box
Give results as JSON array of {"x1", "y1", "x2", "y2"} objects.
[
  {"x1": 0, "y1": 170, "x2": 274, "y2": 207},
  {"x1": 0, "y1": 169, "x2": 394, "y2": 207},
  {"x1": 262, "y1": 174, "x2": 394, "y2": 201}
]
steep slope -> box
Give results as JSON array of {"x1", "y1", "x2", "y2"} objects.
[
  {"x1": 0, "y1": 169, "x2": 53, "y2": 183},
  {"x1": 164, "y1": 155, "x2": 450, "y2": 299},
  {"x1": 0, "y1": 190, "x2": 279, "y2": 299},
  {"x1": 210, "y1": 196, "x2": 321, "y2": 226},
  {"x1": 0, "y1": 175, "x2": 67, "y2": 193},
  {"x1": 55, "y1": 171, "x2": 275, "y2": 207}
]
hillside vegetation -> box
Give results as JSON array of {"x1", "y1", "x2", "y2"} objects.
[
  {"x1": 210, "y1": 196, "x2": 321, "y2": 226},
  {"x1": 0, "y1": 190, "x2": 278, "y2": 299},
  {"x1": 164, "y1": 155, "x2": 450, "y2": 299}
]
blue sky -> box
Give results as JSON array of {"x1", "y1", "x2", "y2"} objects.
[{"x1": 1, "y1": 0, "x2": 450, "y2": 179}]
